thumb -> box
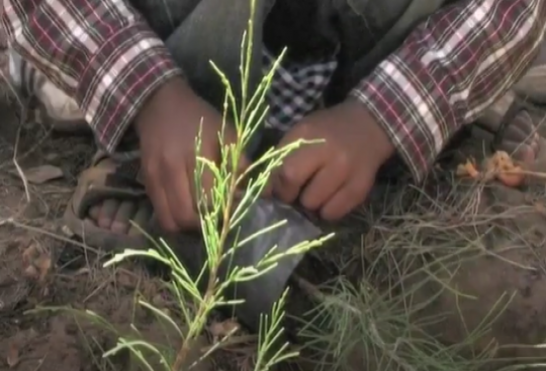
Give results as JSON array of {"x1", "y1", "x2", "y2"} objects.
[
  {"x1": 237, "y1": 151, "x2": 251, "y2": 173},
  {"x1": 235, "y1": 152, "x2": 252, "y2": 192},
  {"x1": 261, "y1": 179, "x2": 273, "y2": 198}
]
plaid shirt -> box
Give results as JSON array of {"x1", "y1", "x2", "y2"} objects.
[{"x1": 3, "y1": 0, "x2": 546, "y2": 181}]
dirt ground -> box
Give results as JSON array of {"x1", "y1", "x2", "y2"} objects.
[
  {"x1": 0, "y1": 100, "x2": 237, "y2": 371},
  {"x1": 2, "y1": 86, "x2": 546, "y2": 371}
]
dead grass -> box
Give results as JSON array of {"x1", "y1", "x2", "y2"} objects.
[{"x1": 291, "y1": 152, "x2": 546, "y2": 370}]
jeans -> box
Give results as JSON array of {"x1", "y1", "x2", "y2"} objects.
[
  {"x1": 129, "y1": 0, "x2": 274, "y2": 156},
  {"x1": 126, "y1": 0, "x2": 400, "y2": 157}
]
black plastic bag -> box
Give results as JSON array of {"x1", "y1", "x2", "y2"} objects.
[{"x1": 149, "y1": 198, "x2": 322, "y2": 332}]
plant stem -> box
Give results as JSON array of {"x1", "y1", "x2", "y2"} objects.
[{"x1": 171, "y1": 146, "x2": 242, "y2": 371}]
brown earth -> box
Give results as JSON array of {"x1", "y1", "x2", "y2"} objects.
[{"x1": 0, "y1": 89, "x2": 287, "y2": 371}]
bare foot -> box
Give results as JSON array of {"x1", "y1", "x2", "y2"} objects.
[{"x1": 87, "y1": 198, "x2": 154, "y2": 236}]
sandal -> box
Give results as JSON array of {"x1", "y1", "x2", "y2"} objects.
[
  {"x1": 472, "y1": 90, "x2": 540, "y2": 165},
  {"x1": 62, "y1": 152, "x2": 153, "y2": 251}
]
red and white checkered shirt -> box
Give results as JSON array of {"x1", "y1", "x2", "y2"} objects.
[{"x1": 2, "y1": 0, "x2": 545, "y2": 181}]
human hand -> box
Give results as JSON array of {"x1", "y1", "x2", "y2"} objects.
[
  {"x1": 135, "y1": 77, "x2": 249, "y2": 231},
  {"x1": 271, "y1": 99, "x2": 395, "y2": 220}
]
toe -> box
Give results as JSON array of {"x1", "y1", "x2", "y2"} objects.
[
  {"x1": 96, "y1": 199, "x2": 120, "y2": 229},
  {"x1": 111, "y1": 200, "x2": 138, "y2": 234}
]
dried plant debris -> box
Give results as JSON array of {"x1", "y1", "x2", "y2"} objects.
[{"x1": 456, "y1": 150, "x2": 546, "y2": 187}]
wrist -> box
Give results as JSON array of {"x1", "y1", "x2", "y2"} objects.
[
  {"x1": 340, "y1": 97, "x2": 396, "y2": 165},
  {"x1": 134, "y1": 76, "x2": 195, "y2": 136}
]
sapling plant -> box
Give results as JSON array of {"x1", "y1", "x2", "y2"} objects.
[{"x1": 32, "y1": 0, "x2": 332, "y2": 370}]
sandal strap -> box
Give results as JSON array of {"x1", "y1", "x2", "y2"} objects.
[
  {"x1": 71, "y1": 152, "x2": 146, "y2": 219},
  {"x1": 491, "y1": 96, "x2": 529, "y2": 153},
  {"x1": 92, "y1": 150, "x2": 143, "y2": 182}
]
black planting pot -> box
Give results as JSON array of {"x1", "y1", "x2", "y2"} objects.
[{"x1": 148, "y1": 198, "x2": 322, "y2": 333}]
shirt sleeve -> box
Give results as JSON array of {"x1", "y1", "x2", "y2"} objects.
[
  {"x1": 350, "y1": 0, "x2": 546, "y2": 182},
  {"x1": 1, "y1": 0, "x2": 183, "y2": 154}
]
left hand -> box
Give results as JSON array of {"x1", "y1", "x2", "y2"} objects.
[{"x1": 271, "y1": 98, "x2": 395, "y2": 221}]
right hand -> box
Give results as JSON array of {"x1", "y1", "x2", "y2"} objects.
[{"x1": 135, "y1": 77, "x2": 249, "y2": 231}]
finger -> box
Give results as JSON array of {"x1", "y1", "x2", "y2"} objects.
[
  {"x1": 129, "y1": 199, "x2": 154, "y2": 236},
  {"x1": 320, "y1": 173, "x2": 375, "y2": 221},
  {"x1": 235, "y1": 153, "x2": 251, "y2": 189},
  {"x1": 194, "y1": 157, "x2": 216, "y2": 212},
  {"x1": 299, "y1": 163, "x2": 347, "y2": 211},
  {"x1": 273, "y1": 136, "x2": 326, "y2": 204},
  {"x1": 261, "y1": 181, "x2": 273, "y2": 198},
  {"x1": 238, "y1": 153, "x2": 250, "y2": 174},
  {"x1": 165, "y1": 160, "x2": 200, "y2": 230},
  {"x1": 147, "y1": 179, "x2": 178, "y2": 232},
  {"x1": 142, "y1": 161, "x2": 178, "y2": 231}
]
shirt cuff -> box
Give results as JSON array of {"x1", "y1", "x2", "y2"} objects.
[
  {"x1": 79, "y1": 24, "x2": 182, "y2": 154},
  {"x1": 349, "y1": 52, "x2": 455, "y2": 182}
]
